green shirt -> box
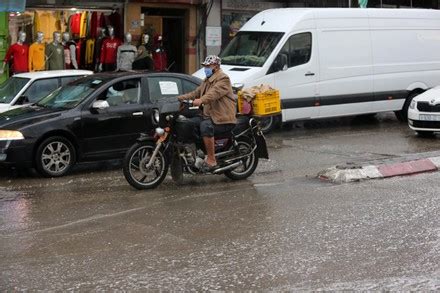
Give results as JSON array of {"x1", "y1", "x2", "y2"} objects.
[{"x1": 45, "y1": 42, "x2": 65, "y2": 70}]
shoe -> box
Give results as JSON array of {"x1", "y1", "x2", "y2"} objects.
[{"x1": 200, "y1": 161, "x2": 218, "y2": 173}]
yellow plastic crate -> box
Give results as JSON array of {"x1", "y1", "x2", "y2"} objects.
[{"x1": 238, "y1": 89, "x2": 281, "y2": 116}]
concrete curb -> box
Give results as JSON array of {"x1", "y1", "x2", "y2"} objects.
[{"x1": 318, "y1": 156, "x2": 440, "y2": 183}]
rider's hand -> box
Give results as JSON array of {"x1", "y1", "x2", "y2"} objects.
[{"x1": 193, "y1": 99, "x2": 203, "y2": 107}]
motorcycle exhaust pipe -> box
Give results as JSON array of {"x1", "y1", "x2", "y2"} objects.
[{"x1": 213, "y1": 161, "x2": 242, "y2": 174}]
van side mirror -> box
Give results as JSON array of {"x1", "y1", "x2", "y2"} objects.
[
  {"x1": 15, "y1": 96, "x2": 30, "y2": 105},
  {"x1": 268, "y1": 53, "x2": 288, "y2": 75}
]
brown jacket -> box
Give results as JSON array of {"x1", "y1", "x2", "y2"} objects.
[{"x1": 178, "y1": 69, "x2": 237, "y2": 124}]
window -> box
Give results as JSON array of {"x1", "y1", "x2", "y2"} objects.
[
  {"x1": 147, "y1": 77, "x2": 183, "y2": 102},
  {"x1": 61, "y1": 76, "x2": 83, "y2": 86},
  {"x1": 23, "y1": 78, "x2": 60, "y2": 102},
  {"x1": 182, "y1": 79, "x2": 198, "y2": 94},
  {"x1": 286, "y1": 33, "x2": 312, "y2": 68},
  {"x1": 99, "y1": 79, "x2": 141, "y2": 106},
  {"x1": 0, "y1": 77, "x2": 30, "y2": 104}
]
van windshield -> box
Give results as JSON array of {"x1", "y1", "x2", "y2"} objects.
[
  {"x1": 0, "y1": 77, "x2": 30, "y2": 104},
  {"x1": 220, "y1": 31, "x2": 284, "y2": 67}
]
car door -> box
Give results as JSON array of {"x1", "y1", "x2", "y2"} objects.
[
  {"x1": 272, "y1": 31, "x2": 319, "y2": 121},
  {"x1": 80, "y1": 77, "x2": 152, "y2": 158}
]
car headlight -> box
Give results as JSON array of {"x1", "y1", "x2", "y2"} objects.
[
  {"x1": 0, "y1": 130, "x2": 24, "y2": 141},
  {"x1": 152, "y1": 109, "x2": 160, "y2": 124},
  {"x1": 409, "y1": 100, "x2": 416, "y2": 109}
]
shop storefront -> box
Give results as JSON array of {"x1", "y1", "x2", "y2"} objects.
[{"x1": 126, "y1": 0, "x2": 200, "y2": 74}]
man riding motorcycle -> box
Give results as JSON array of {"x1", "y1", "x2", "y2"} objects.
[{"x1": 177, "y1": 55, "x2": 236, "y2": 171}]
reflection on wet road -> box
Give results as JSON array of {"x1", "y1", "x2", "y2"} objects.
[{"x1": 1, "y1": 113, "x2": 439, "y2": 290}]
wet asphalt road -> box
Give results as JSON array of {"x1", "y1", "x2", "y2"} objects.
[{"x1": 1, "y1": 113, "x2": 440, "y2": 290}]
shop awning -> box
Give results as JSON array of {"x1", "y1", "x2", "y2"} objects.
[{"x1": 0, "y1": 0, "x2": 26, "y2": 12}]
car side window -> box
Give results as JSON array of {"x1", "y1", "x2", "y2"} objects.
[
  {"x1": 147, "y1": 77, "x2": 183, "y2": 102},
  {"x1": 98, "y1": 79, "x2": 141, "y2": 107},
  {"x1": 288, "y1": 32, "x2": 312, "y2": 67},
  {"x1": 182, "y1": 79, "x2": 198, "y2": 94},
  {"x1": 22, "y1": 78, "x2": 60, "y2": 102}
]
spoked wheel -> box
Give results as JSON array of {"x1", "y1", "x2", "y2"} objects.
[
  {"x1": 123, "y1": 142, "x2": 169, "y2": 190},
  {"x1": 35, "y1": 136, "x2": 76, "y2": 177},
  {"x1": 225, "y1": 137, "x2": 259, "y2": 180}
]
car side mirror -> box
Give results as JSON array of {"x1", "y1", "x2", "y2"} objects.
[
  {"x1": 92, "y1": 100, "x2": 110, "y2": 111},
  {"x1": 15, "y1": 95, "x2": 30, "y2": 105}
]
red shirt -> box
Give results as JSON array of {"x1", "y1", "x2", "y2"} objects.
[
  {"x1": 153, "y1": 49, "x2": 168, "y2": 71},
  {"x1": 4, "y1": 43, "x2": 29, "y2": 73},
  {"x1": 100, "y1": 37, "x2": 121, "y2": 64},
  {"x1": 70, "y1": 13, "x2": 81, "y2": 35}
]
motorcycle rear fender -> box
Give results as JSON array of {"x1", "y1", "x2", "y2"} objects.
[{"x1": 255, "y1": 132, "x2": 269, "y2": 159}]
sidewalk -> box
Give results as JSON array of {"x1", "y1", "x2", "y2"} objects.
[{"x1": 318, "y1": 150, "x2": 440, "y2": 183}]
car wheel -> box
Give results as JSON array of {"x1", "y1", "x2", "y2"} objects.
[
  {"x1": 35, "y1": 136, "x2": 76, "y2": 177},
  {"x1": 395, "y1": 91, "x2": 421, "y2": 122},
  {"x1": 416, "y1": 130, "x2": 435, "y2": 138}
]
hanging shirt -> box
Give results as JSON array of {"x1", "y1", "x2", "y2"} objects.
[
  {"x1": 34, "y1": 11, "x2": 58, "y2": 43},
  {"x1": 117, "y1": 44, "x2": 137, "y2": 71},
  {"x1": 70, "y1": 13, "x2": 81, "y2": 36},
  {"x1": 152, "y1": 48, "x2": 168, "y2": 71},
  {"x1": 28, "y1": 42, "x2": 45, "y2": 71},
  {"x1": 85, "y1": 39, "x2": 95, "y2": 65},
  {"x1": 80, "y1": 11, "x2": 88, "y2": 38},
  {"x1": 4, "y1": 43, "x2": 29, "y2": 73},
  {"x1": 46, "y1": 42, "x2": 65, "y2": 70},
  {"x1": 90, "y1": 12, "x2": 98, "y2": 38},
  {"x1": 100, "y1": 37, "x2": 122, "y2": 64}
]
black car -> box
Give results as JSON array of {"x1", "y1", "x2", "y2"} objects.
[{"x1": 0, "y1": 71, "x2": 202, "y2": 177}]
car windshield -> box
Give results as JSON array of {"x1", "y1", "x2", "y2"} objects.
[
  {"x1": 220, "y1": 31, "x2": 284, "y2": 67},
  {"x1": 36, "y1": 78, "x2": 104, "y2": 109},
  {"x1": 0, "y1": 77, "x2": 31, "y2": 104}
]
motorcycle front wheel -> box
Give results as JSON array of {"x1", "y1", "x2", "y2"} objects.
[
  {"x1": 225, "y1": 137, "x2": 259, "y2": 180},
  {"x1": 123, "y1": 142, "x2": 169, "y2": 190}
]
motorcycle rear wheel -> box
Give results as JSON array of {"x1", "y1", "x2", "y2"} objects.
[
  {"x1": 225, "y1": 137, "x2": 258, "y2": 180},
  {"x1": 123, "y1": 142, "x2": 169, "y2": 190}
]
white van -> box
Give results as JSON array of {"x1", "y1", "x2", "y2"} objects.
[
  {"x1": 0, "y1": 70, "x2": 93, "y2": 113},
  {"x1": 194, "y1": 8, "x2": 440, "y2": 130}
]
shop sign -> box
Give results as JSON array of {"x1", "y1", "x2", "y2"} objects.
[
  {"x1": 206, "y1": 26, "x2": 221, "y2": 47},
  {"x1": 0, "y1": 0, "x2": 26, "y2": 12},
  {"x1": 222, "y1": 0, "x2": 283, "y2": 11}
]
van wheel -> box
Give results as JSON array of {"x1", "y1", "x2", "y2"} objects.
[
  {"x1": 35, "y1": 136, "x2": 76, "y2": 177},
  {"x1": 259, "y1": 115, "x2": 280, "y2": 134},
  {"x1": 395, "y1": 92, "x2": 421, "y2": 122}
]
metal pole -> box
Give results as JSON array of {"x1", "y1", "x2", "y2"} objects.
[{"x1": 349, "y1": 0, "x2": 351, "y2": 7}]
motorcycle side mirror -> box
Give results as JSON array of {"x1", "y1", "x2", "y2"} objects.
[{"x1": 232, "y1": 83, "x2": 244, "y2": 93}]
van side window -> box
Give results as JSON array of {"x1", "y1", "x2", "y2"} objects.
[{"x1": 288, "y1": 33, "x2": 312, "y2": 67}]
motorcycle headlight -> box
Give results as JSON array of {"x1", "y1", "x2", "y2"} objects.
[
  {"x1": 152, "y1": 109, "x2": 160, "y2": 124},
  {"x1": 0, "y1": 130, "x2": 24, "y2": 141},
  {"x1": 409, "y1": 100, "x2": 416, "y2": 110}
]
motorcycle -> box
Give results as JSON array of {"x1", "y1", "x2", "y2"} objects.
[{"x1": 122, "y1": 99, "x2": 269, "y2": 190}]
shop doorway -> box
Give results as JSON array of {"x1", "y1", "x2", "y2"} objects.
[{"x1": 141, "y1": 8, "x2": 186, "y2": 73}]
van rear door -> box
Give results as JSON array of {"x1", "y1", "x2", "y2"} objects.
[{"x1": 271, "y1": 31, "x2": 318, "y2": 121}]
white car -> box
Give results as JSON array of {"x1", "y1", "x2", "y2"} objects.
[
  {"x1": 0, "y1": 70, "x2": 93, "y2": 113},
  {"x1": 408, "y1": 86, "x2": 440, "y2": 136}
]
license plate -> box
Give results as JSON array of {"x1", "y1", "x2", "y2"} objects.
[{"x1": 419, "y1": 114, "x2": 440, "y2": 121}]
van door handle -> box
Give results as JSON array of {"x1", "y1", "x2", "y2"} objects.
[
  {"x1": 132, "y1": 112, "x2": 144, "y2": 116},
  {"x1": 305, "y1": 72, "x2": 315, "y2": 76}
]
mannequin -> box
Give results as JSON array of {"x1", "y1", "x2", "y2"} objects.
[
  {"x1": 133, "y1": 35, "x2": 154, "y2": 71},
  {"x1": 29, "y1": 32, "x2": 46, "y2": 72},
  {"x1": 45, "y1": 32, "x2": 65, "y2": 70},
  {"x1": 62, "y1": 32, "x2": 78, "y2": 69},
  {"x1": 99, "y1": 26, "x2": 122, "y2": 72},
  {"x1": 1, "y1": 31, "x2": 29, "y2": 74},
  {"x1": 116, "y1": 32, "x2": 137, "y2": 71},
  {"x1": 94, "y1": 27, "x2": 106, "y2": 72},
  {"x1": 152, "y1": 34, "x2": 168, "y2": 71}
]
